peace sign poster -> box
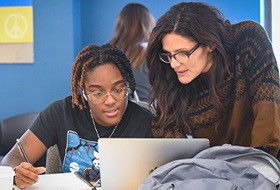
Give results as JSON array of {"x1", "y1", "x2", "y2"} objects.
[
  {"x1": 0, "y1": 0, "x2": 33, "y2": 63},
  {"x1": 0, "y1": 0, "x2": 33, "y2": 43}
]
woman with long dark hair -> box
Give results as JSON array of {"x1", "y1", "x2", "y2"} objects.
[{"x1": 147, "y1": 2, "x2": 280, "y2": 161}]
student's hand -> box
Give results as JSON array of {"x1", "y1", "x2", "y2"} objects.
[{"x1": 14, "y1": 162, "x2": 46, "y2": 189}]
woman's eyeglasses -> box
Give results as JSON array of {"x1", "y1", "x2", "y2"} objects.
[{"x1": 159, "y1": 43, "x2": 201, "y2": 64}]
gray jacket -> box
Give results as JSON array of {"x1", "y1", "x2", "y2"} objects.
[{"x1": 139, "y1": 144, "x2": 280, "y2": 190}]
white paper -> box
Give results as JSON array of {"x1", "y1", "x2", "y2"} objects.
[{"x1": 13, "y1": 173, "x2": 93, "y2": 190}]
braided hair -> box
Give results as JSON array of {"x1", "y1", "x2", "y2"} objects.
[{"x1": 71, "y1": 43, "x2": 136, "y2": 109}]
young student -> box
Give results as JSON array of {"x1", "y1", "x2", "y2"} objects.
[
  {"x1": 110, "y1": 3, "x2": 156, "y2": 102},
  {"x1": 0, "y1": 43, "x2": 155, "y2": 188},
  {"x1": 146, "y1": 2, "x2": 280, "y2": 160}
]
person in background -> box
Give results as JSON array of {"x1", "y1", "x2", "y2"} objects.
[
  {"x1": 146, "y1": 2, "x2": 280, "y2": 160},
  {"x1": 0, "y1": 43, "x2": 155, "y2": 188},
  {"x1": 110, "y1": 3, "x2": 156, "y2": 102}
]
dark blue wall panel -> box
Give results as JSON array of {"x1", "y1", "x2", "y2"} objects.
[{"x1": 81, "y1": 0, "x2": 260, "y2": 47}]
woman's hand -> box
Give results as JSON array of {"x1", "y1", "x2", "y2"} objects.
[{"x1": 14, "y1": 162, "x2": 46, "y2": 189}]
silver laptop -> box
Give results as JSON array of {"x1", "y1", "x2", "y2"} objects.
[{"x1": 98, "y1": 138, "x2": 209, "y2": 190}]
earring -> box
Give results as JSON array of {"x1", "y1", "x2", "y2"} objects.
[{"x1": 83, "y1": 91, "x2": 88, "y2": 101}]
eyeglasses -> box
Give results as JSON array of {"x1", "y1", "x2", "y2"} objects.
[
  {"x1": 84, "y1": 86, "x2": 131, "y2": 104},
  {"x1": 159, "y1": 43, "x2": 201, "y2": 64}
]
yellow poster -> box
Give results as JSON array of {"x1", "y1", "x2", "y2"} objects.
[{"x1": 0, "y1": 6, "x2": 33, "y2": 43}]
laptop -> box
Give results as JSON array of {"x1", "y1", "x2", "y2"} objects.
[{"x1": 98, "y1": 138, "x2": 209, "y2": 190}]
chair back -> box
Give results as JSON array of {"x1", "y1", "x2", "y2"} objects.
[
  {"x1": 0, "y1": 121, "x2": 5, "y2": 161},
  {"x1": 132, "y1": 100, "x2": 156, "y2": 114},
  {"x1": 0, "y1": 112, "x2": 47, "y2": 167},
  {"x1": 46, "y1": 144, "x2": 62, "y2": 174}
]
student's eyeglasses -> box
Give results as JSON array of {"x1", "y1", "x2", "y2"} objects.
[
  {"x1": 84, "y1": 86, "x2": 131, "y2": 104},
  {"x1": 159, "y1": 43, "x2": 201, "y2": 64}
]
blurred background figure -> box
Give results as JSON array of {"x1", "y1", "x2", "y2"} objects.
[{"x1": 110, "y1": 3, "x2": 156, "y2": 102}]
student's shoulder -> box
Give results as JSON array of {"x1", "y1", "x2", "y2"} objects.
[
  {"x1": 128, "y1": 100, "x2": 155, "y2": 116},
  {"x1": 44, "y1": 95, "x2": 74, "y2": 111},
  {"x1": 233, "y1": 20, "x2": 262, "y2": 29},
  {"x1": 232, "y1": 20, "x2": 267, "y2": 39}
]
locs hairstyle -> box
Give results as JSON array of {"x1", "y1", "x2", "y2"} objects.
[{"x1": 71, "y1": 43, "x2": 136, "y2": 109}]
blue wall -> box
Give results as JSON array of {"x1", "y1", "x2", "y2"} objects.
[
  {"x1": 81, "y1": 0, "x2": 260, "y2": 46},
  {"x1": 0, "y1": 0, "x2": 260, "y2": 120}
]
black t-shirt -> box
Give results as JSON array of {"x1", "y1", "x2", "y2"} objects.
[{"x1": 30, "y1": 96, "x2": 155, "y2": 181}]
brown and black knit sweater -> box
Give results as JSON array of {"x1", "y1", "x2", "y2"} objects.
[{"x1": 187, "y1": 21, "x2": 280, "y2": 160}]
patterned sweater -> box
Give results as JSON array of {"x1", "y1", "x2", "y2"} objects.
[
  {"x1": 187, "y1": 21, "x2": 280, "y2": 160},
  {"x1": 151, "y1": 21, "x2": 280, "y2": 160}
]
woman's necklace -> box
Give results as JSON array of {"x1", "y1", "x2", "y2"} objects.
[{"x1": 89, "y1": 109, "x2": 120, "y2": 139}]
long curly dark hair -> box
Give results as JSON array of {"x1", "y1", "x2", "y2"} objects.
[
  {"x1": 146, "y1": 2, "x2": 235, "y2": 137},
  {"x1": 71, "y1": 43, "x2": 136, "y2": 109}
]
